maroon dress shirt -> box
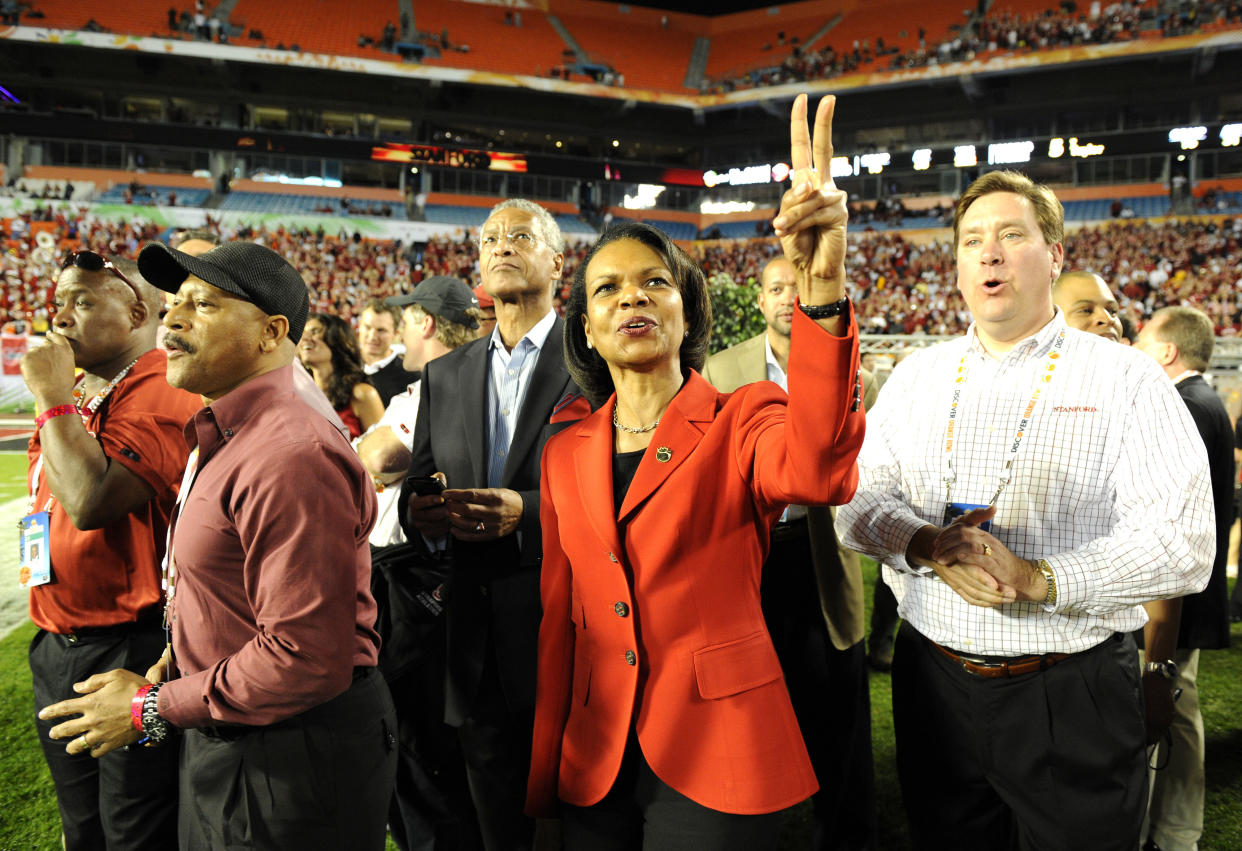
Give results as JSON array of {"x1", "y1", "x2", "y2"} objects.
[{"x1": 158, "y1": 364, "x2": 380, "y2": 728}]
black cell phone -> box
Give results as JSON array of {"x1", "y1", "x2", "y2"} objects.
[{"x1": 405, "y1": 475, "x2": 445, "y2": 497}]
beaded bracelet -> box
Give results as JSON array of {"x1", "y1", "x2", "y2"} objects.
[
  {"x1": 34, "y1": 404, "x2": 81, "y2": 430},
  {"x1": 131, "y1": 684, "x2": 153, "y2": 732}
]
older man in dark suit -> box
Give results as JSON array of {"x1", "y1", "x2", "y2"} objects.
[
  {"x1": 401, "y1": 199, "x2": 586, "y2": 851},
  {"x1": 702, "y1": 256, "x2": 877, "y2": 851},
  {"x1": 1133, "y1": 305, "x2": 1234, "y2": 851}
]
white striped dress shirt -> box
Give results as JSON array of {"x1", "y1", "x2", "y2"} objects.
[{"x1": 837, "y1": 310, "x2": 1215, "y2": 655}]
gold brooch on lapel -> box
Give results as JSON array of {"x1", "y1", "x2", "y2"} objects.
[{"x1": 655, "y1": 446, "x2": 672, "y2": 463}]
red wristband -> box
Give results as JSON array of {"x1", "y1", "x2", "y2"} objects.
[
  {"x1": 131, "y1": 684, "x2": 153, "y2": 732},
  {"x1": 34, "y1": 404, "x2": 81, "y2": 430}
]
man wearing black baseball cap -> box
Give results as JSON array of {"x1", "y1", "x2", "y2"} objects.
[
  {"x1": 357, "y1": 274, "x2": 483, "y2": 849},
  {"x1": 41, "y1": 240, "x2": 398, "y2": 850}
]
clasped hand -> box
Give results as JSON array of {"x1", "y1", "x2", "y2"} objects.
[{"x1": 925, "y1": 506, "x2": 1043, "y2": 608}]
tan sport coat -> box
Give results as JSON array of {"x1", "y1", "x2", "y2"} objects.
[{"x1": 701, "y1": 332, "x2": 876, "y2": 650}]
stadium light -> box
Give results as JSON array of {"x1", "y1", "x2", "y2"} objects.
[{"x1": 1168, "y1": 126, "x2": 1208, "y2": 150}]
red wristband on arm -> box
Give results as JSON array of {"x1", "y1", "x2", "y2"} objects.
[
  {"x1": 34, "y1": 405, "x2": 80, "y2": 430},
  {"x1": 131, "y1": 684, "x2": 153, "y2": 732}
]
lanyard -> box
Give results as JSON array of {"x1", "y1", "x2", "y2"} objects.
[
  {"x1": 162, "y1": 447, "x2": 200, "y2": 618},
  {"x1": 942, "y1": 328, "x2": 1066, "y2": 505}
]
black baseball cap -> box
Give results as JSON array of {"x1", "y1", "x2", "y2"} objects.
[
  {"x1": 137, "y1": 241, "x2": 310, "y2": 342},
  {"x1": 386, "y1": 276, "x2": 479, "y2": 330}
]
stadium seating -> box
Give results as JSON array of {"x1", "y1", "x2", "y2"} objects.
[
  {"x1": 96, "y1": 184, "x2": 211, "y2": 207},
  {"x1": 26, "y1": 0, "x2": 189, "y2": 38},
  {"x1": 219, "y1": 191, "x2": 406, "y2": 218},
  {"x1": 556, "y1": 11, "x2": 698, "y2": 91}
]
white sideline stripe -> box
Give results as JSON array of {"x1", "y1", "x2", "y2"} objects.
[{"x1": 0, "y1": 496, "x2": 32, "y2": 639}]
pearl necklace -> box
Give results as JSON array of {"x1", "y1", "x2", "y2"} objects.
[{"x1": 612, "y1": 405, "x2": 660, "y2": 434}]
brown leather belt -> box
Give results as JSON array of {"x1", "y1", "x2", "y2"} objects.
[{"x1": 931, "y1": 640, "x2": 1071, "y2": 678}]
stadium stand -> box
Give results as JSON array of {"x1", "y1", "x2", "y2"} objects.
[
  {"x1": 406, "y1": 0, "x2": 568, "y2": 75},
  {"x1": 24, "y1": 0, "x2": 199, "y2": 38},
  {"x1": 555, "y1": 9, "x2": 698, "y2": 91},
  {"x1": 219, "y1": 191, "x2": 406, "y2": 218}
]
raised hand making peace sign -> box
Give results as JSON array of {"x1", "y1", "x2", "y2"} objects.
[{"x1": 772, "y1": 94, "x2": 849, "y2": 331}]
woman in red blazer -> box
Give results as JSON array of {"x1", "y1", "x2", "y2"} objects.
[{"x1": 527, "y1": 95, "x2": 864, "y2": 849}]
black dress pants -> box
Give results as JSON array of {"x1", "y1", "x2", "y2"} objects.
[
  {"x1": 892, "y1": 622, "x2": 1148, "y2": 851},
  {"x1": 456, "y1": 650, "x2": 536, "y2": 851},
  {"x1": 561, "y1": 727, "x2": 782, "y2": 851},
  {"x1": 762, "y1": 526, "x2": 877, "y2": 851},
  {"x1": 179, "y1": 667, "x2": 397, "y2": 851},
  {"x1": 30, "y1": 624, "x2": 179, "y2": 851}
]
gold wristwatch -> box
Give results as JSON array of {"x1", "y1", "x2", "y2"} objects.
[{"x1": 1035, "y1": 559, "x2": 1057, "y2": 606}]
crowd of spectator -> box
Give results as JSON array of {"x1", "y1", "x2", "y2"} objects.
[
  {"x1": 2, "y1": 206, "x2": 1240, "y2": 339},
  {"x1": 703, "y1": 0, "x2": 1242, "y2": 94}
]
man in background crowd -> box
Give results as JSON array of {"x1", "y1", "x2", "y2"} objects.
[
  {"x1": 703, "y1": 256, "x2": 877, "y2": 850},
  {"x1": 1053, "y1": 270, "x2": 1122, "y2": 342},
  {"x1": 23, "y1": 251, "x2": 199, "y2": 850},
  {"x1": 359, "y1": 297, "x2": 420, "y2": 405},
  {"x1": 356, "y1": 275, "x2": 482, "y2": 851},
  {"x1": 1133, "y1": 306, "x2": 1235, "y2": 851}
]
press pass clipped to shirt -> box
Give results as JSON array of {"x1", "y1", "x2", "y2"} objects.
[{"x1": 19, "y1": 511, "x2": 51, "y2": 587}]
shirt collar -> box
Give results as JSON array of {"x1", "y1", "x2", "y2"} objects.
[
  {"x1": 965, "y1": 307, "x2": 1066, "y2": 360},
  {"x1": 363, "y1": 349, "x2": 398, "y2": 374},
  {"x1": 185, "y1": 364, "x2": 295, "y2": 454},
  {"x1": 488, "y1": 309, "x2": 557, "y2": 356},
  {"x1": 1171, "y1": 369, "x2": 1202, "y2": 385},
  {"x1": 763, "y1": 335, "x2": 786, "y2": 385}
]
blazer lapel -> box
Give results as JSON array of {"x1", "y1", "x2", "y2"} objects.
[
  {"x1": 457, "y1": 340, "x2": 491, "y2": 487},
  {"x1": 617, "y1": 371, "x2": 718, "y2": 523},
  {"x1": 574, "y1": 409, "x2": 625, "y2": 558},
  {"x1": 501, "y1": 317, "x2": 569, "y2": 487}
]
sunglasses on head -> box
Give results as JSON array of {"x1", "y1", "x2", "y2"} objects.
[{"x1": 60, "y1": 250, "x2": 143, "y2": 303}]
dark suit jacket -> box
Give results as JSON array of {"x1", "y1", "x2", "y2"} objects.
[
  {"x1": 1175, "y1": 374, "x2": 1234, "y2": 649},
  {"x1": 367, "y1": 355, "x2": 420, "y2": 408},
  {"x1": 701, "y1": 333, "x2": 876, "y2": 650},
  {"x1": 402, "y1": 316, "x2": 584, "y2": 726}
]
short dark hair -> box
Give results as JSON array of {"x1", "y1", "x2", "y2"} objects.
[
  {"x1": 1151, "y1": 306, "x2": 1214, "y2": 371},
  {"x1": 954, "y1": 170, "x2": 1064, "y2": 248},
  {"x1": 563, "y1": 222, "x2": 712, "y2": 407},
  {"x1": 361, "y1": 298, "x2": 401, "y2": 326}
]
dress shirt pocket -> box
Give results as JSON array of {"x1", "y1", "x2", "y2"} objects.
[{"x1": 692, "y1": 631, "x2": 782, "y2": 700}]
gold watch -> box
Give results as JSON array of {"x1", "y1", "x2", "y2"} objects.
[{"x1": 1035, "y1": 559, "x2": 1057, "y2": 606}]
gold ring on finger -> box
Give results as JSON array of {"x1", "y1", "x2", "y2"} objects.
[{"x1": 982, "y1": 544, "x2": 992, "y2": 557}]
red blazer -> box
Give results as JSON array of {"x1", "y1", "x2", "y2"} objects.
[{"x1": 527, "y1": 309, "x2": 865, "y2": 816}]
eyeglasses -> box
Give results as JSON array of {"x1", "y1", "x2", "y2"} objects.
[
  {"x1": 61, "y1": 250, "x2": 143, "y2": 303},
  {"x1": 479, "y1": 230, "x2": 539, "y2": 251}
]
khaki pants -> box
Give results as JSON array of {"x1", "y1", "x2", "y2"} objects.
[{"x1": 1143, "y1": 648, "x2": 1204, "y2": 851}]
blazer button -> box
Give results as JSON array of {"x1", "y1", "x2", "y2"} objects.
[
  {"x1": 624, "y1": 649, "x2": 636, "y2": 666},
  {"x1": 614, "y1": 601, "x2": 629, "y2": 617},
  {"x1": 608, "y1": 552, "x2": 618, "y2": 563}
]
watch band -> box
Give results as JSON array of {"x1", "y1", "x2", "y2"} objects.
[
  {"x1": 797, "y1": 297, "x2": 850, "y2": 319},
  {"x1": 1036, "y1": 558, "x2": 1057, "y2": 607}
]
